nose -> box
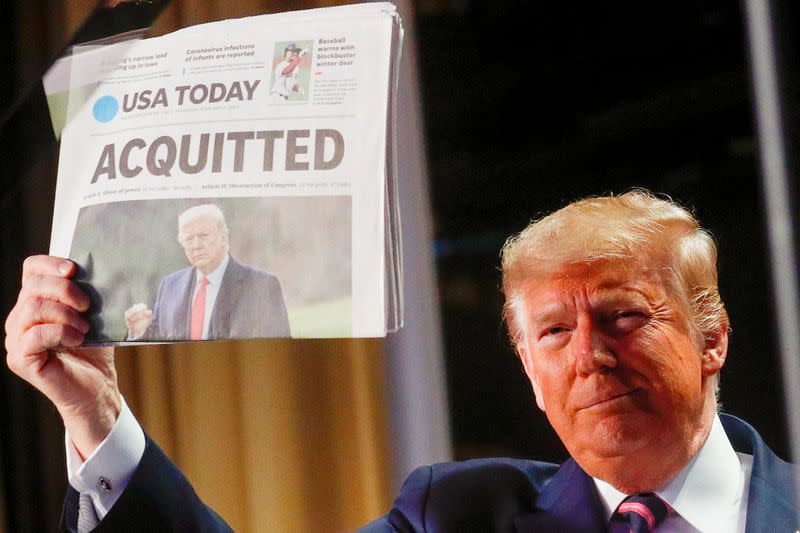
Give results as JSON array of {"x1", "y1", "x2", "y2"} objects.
[{"x1": 573, "y1": 315, "x2": 617, "y2": 375}]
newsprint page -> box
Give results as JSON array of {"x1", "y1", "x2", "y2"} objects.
[{"x1": 47, "y1": 4, "x2": 403, "y2": 344}]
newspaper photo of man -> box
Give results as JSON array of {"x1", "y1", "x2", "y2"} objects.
[
  {"x1": 125, "y1": 204, "x2": 291, "y2": 341},
  {"x1": 269, "y1": 41, "x2": 312, "y2": 103}
]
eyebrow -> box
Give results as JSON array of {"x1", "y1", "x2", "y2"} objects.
[
  {"x1": 593, "y1": 290, "x2": 650, "y2": 307},
  {"x1": 528, "y1": 288, "x2": 650, "y2": 325},
  {"x1": 529, "y1": 304, "x2": 570, "y2": 326}
]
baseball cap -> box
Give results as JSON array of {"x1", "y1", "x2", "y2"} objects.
[{"x1": 284, "y1": 43, "x2": 302, "y2": 53}]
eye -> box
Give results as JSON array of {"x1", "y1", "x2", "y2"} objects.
[
  {"x1": 612, "y1": 309, "x2": 648, "y2": 331},
  {"x1": 539, "y1": 325, "x2": 569, "y2": 339}
]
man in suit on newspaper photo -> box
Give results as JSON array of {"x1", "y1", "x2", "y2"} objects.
[{"x1": 124, "y1": 203, "x2": 291, "y2": 341}]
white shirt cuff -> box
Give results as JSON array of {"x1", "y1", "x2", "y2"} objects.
[{"x1": 65, "y1": 395, "x2": 146, "y2": 519}]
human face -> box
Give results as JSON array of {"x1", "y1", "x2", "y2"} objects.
[
  {"x1": 516, "y1": 259, "x2": 726, "y2": 488},
  {"x1": 178, "y1": 214, "x2": 228, "y2": 275}
]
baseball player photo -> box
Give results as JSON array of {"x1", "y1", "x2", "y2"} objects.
[{"x1": 269, "y1": 40, "x2": 313, "y2": 103}]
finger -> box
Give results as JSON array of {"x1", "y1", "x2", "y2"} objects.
[
  {"x1": 125, "y1": 308, "x2": 145, "y2": 320},
  {"x1": 134, "y1": 311, "x2": 153, "y2": 325},
  {"x1": 6, "y1": 298, "x2": 82, "y2": 342},
  {"x1": 125, "y1": 303, "x2": 148, "y2": 318},
  {"x1": 20, "y1": 275, "x2": 91, "y2": 312},
  {"x1": 126, "y1": 308, "x2": 152, "y2": 321},
  {"x1": 131, "y1": 314, "x2": 152, "y2": 330},
  {"x1": 12, "y1": 324, "x2": 85, "y2": 369},
  {"x1": 65, "y1": 346, "x2": 114, "y2": 370},
  {"x1": 15, "y1": 298, "x2": 91, "y2": 335},
  {"x1": 22, "y1": 255, "x2": 76, "y2": 279},
  {"x1": 4, "y1": 301, "x2": 20, "y2": 336}
]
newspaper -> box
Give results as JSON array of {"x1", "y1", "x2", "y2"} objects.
[{"x1": 47, "y1": 4, "x2": 403, "y2": 344}]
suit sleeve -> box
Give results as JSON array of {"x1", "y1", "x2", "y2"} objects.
[
  {"x1": 60, "y1": 436, "x2": 232, "y2": 532},
  {"x1": 143, "y1": 278, "x2": 166, "y2": 340},
  {"x1": 354, "y1": 466, "x2": 433, "y2": 533}
]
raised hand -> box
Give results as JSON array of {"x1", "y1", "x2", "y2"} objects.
[
  {"x1": 5, "y1": 255, "x2": 120, "y2": 459},
  {"x1": 125, "y1": 302, "x2": 153, "y2": 338}
]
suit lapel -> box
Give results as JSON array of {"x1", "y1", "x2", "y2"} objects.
[
  {"x1": 745, "y1": 476, "x2": 797, "y2": 533},
  {"x1": 513, "y1": 459, "x2": 606, "y2": 533},
  {"x1": 720, "y1": 414, "x2": 799, "y2": 533}
]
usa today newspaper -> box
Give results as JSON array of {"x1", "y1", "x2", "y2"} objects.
[{"x1": 45, "y1": 4, "x2": 403, "y2": 344}]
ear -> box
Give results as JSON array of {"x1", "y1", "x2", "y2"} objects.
[
  {"x1": 518, "y1": 343, "x2": 547, "y2": 412},
  {"x1": 701, "y1": 324, "x2": 728, "y2": 377}
]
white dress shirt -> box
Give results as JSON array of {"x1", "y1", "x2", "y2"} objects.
[
  {"x1": 594, "y1": 414, "x2": 754, "y2": 532},
  {"x1": 191, "y1": 253, "x2": 229, "y2": 339},
  {"x1": 66, "y1": 396, "x2": 146, "y2": 520}
]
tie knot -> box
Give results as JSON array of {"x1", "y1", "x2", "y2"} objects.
[
  {"x1": 199, "y1": 275, "x2": 208, "y2": 287},
  {"x1": 609, "y1": 492, "x2": 671, "y2": 533}
]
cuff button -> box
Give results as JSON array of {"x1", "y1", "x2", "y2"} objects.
[{"x1": 99, "y1": 477, "x2": 112, "y2": 492}]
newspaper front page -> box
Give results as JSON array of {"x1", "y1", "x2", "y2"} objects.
[{"x1": 48, "y1": 4, "x2": 401, "y2": 344}]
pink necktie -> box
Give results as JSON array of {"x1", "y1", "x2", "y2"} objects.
[
  {"x1": 609, "y1": 493, "x2": 671, "y2": 533},
  {"x1": 190, "y1": 276, "x2": 208, "y2": 340}
]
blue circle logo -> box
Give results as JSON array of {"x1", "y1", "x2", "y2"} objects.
[{"x1": 93, "y1": 96, "x2": 119, "y2": 122}]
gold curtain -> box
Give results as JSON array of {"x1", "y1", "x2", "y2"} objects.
[
  {"x1": 60, "y1": 2, "x2": 393, "y2": 531},
  {"x1": 115, "y1": 339, "x2": 391, "y2": 532}
]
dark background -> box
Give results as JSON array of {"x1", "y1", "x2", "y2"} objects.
[
  {"x1": 416, "y1": 1, "x2": 800, "y2": 462},
  {"x1": 1, "y1": 1, "x2": 799, "y2": 530}
]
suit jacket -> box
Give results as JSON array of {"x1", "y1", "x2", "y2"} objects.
[
  {"x1": 60, "y1": 437, "x2": 232, "y2": 533},
  {"x1": 359, "y1": 414, "x2": 799, "y2": 533},
  {"x1": 143, "y1": 255, "x2": 291, "y2": 340},
  {"x1": 58, "y1": 414, "x2": 796, "y2": 532}
]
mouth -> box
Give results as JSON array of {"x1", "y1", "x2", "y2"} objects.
[{"x1": 579, "y1": 388, "x2": 638, "y2": 411}]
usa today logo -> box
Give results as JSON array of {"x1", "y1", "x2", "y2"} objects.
[{"x1": 92, "y1": 95, "x2": 119, "y2": 123}]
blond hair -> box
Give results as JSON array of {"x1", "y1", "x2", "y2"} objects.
[
  {"x1": 178, "y1": 204, "x2": 229, "y2": 235},
  {"x1": 501, "y1": 189, "x2": 728, "y2": 346}
]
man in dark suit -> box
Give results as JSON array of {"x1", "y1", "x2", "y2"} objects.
[
  {"x1": 3, "y1": 191, "x2": 797, "y2": 531},
  {"x1": 361, "y1": 414, "x2": 796, "y2": 532},
  {"x1": 125, "y1": 204, "x2": 290, "y2": 340},
  {"x1": 359, "y1": 190, "x2": 799, "y2": 532}
]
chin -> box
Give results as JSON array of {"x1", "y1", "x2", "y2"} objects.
[
  {"x1": 191, "y1": 262, "x2": 210, "y2": 273},
  {"x1": 575, "y1": 413, "x2": 657, "y2": 457}
]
